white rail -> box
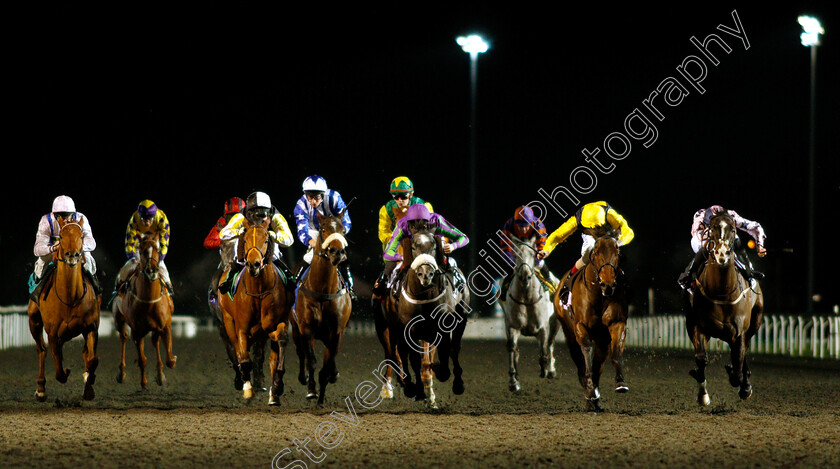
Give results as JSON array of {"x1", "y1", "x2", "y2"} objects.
[{"x1": 0, "y1": 305, "x2": 205, "y2": 350}]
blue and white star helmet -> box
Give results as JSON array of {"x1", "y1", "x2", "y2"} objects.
[{"x1": 302, "y1": 175, "x2": 328, "y2": 193}]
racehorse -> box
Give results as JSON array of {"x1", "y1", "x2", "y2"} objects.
[
  {"x1": 113, "y1": 234, "x2": 177, "y2": 389},
  {"x1": 382, "y1": 230, "x2": 469, "y2": 409},
  {"x1": 27, "y1": 219, "x2": 100, "y2": 401},
  {"x1": 553, "y1": 235, "x2": 629, "y2": 411},
  {"x1": 502, "y1": 235, "x2": 559, "y2": 392},
  {"x1": 208, "y1": 238, "x2": 268, "y2": 393},
  {"x1": 291, "y1": 212, "x2": 353, "y2": 406},
  {"x1": 683, "y1": 212, "x2": 764, "y2": 405},
  {"x1": 219, "y1": 225, "x2": 292, "y2": 404}
]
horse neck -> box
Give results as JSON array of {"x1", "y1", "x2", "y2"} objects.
[
  {"x1": 701, "y1": 260, "x2": 739, "y2": 293},
  {"x1": 243, "y1": 261, "x2": 277, "y2": 292},
  {"x1": 135, "y1": 266, "x2": 164, "y2": 298},
  {"x1": 511, "y1": 261, "x2": 540, "y2": 300},
  {"x1": 54, "y1": 259, "x2": 84, "y2": 300},
  {"x1": 307, "y1": 253, "x2": 339, "y2": 291}
]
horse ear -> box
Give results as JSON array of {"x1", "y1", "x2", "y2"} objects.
[{"x1": 316, "y1": 212, "x2": 325, "y2": 224}]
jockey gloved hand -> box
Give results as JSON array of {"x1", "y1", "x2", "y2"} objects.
[
  {"x1": 442, "y1": 242, "x2": 454, "y2": 254},
  {"x1": 757, "y1": 245, "x2": 767, "y2": 257},
  {"x1": 537, "y1": 250, "x2": 548, "y2": 260}
]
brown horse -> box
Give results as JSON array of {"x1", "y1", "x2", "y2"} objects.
[
  {"x1": 113, "y1": 234, "x2": 177, "y2": 389},
  {"x1": 382, "y1": 230, "x2": 469, "y2": 409},
  {"x1": 27, "y1": 219, "x2": 100, "y2": 401},
  {"x1": 553, "y1": 236, "x2": 628, "y2": 411},
  {"x1": 219, "y1": 225, "x2": 292, "y2": 404},
  {"x1": 291, "y1": 212, "x2": 352, "y2": 406},
  {"x1": 683, "y1": 212, "x2": 764, "y2": 405}
]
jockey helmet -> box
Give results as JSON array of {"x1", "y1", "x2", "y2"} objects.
[
  {"x1": 513, "y1": 205, "x2": 537, "y2": 238},
  {"x1": 703, "y1": 204, "x2": 727, "y2": 225},
  {"x1": 246, "y1": 192, "x2": 271, "y2": 221},
  {"x1": 225, "y1": 197, "x2": 245, "y2": 215},
  {"x1": 405, "y1": 203, "x2": 431, "y2": 232},
  {"x1": 52, "y1": 195, "x2": 76, "y2": 214},
  {"x1": 302, "y1": 175, "x2": 328, "y2": 195},
  {"x1": 390, "y1": 176, "x2": 414, "y2": 194},
  {"x1": 137, "y1": 200, "x2": 158, "y2": 220}
]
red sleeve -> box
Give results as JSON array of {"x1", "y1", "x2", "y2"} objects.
[{"x1": 203, "y1": 217, "x2": 225, "y2": 250}]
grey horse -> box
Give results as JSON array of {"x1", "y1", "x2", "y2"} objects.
[{"x1": 502, "y1": 235, "x2": 559, "y2": 392}]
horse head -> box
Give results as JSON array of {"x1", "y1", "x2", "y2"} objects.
[
  {"x1": 316, "y1": 212, "x2": 347, "y2": 267},
  {"x1": 138, "y1": 235, "x2": 162, "y2": 281},
  {"x1": 410, "y1": 230, "x2": 439, "y2": 287},
  {"x1": 590, "y1": 236, "x2": 620, "y2": 297},
  {"x1": 56, "y1": 219, "x2": 84, "y2": 267},
  {"x1": 512, "y1": 235, "x2": 537, "y2": 288},
  {"x1": 243, "y1": 225, "x2": 271, "y2": 277},
  {"x1": 705, "y1": 212, "x2": 736, "y2": 266}
]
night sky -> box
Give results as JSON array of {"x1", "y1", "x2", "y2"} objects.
[{"x1": 3, "y1": 4, "x2": 838, "y2": 317}]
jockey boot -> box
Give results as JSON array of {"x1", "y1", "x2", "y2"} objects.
[
  {"x1": 678, "y1": 249, "x2": 706, "y2": 290},
  {"x1": 372, "y1": 271, "x2": 386, "y2": 300},
  {"x1": 29, "y1": 262, "x2": 56, "y2": 305},
  {"x1": 166, "y1": 282, "x2": 175, "y2": 298},
  {"x1": 274, "y1": 260, "x2": 297, "y2": 290},
  {"x1": 84, "y1": 270, "x2": 102, "y2": 296},
  {"x1": 219, "y1": 263, "x2": 243, "y2": 295},
  {"x1": 341, "y1": 264, "x2": 357, "y2": 300},
  {"x1": 740, "y1": 253, "x2": 764, "y2": 281}
]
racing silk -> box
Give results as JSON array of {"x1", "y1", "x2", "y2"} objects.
[
  {"x1": 34, "y1": 212, "x2": 96, "y2": 257},
  {"x1": 377, "y1": 197, "x2": 434, "y2": 251},
  {"x1": 219, "y1": 207, "x2": 294, "y2": 247},
  {"x1": 204, "y1": 215, "x2": 232, "y2": 250},
  {"x1": 500, "y1": 216, "x2": 548, "y2": 264},
  {"x1": 383, "y1": 213, "x2": 469, "y2": 262},
  {"x1": 124, "y1": 209, "x2": 170, "y2": 260},
  {"x1": 293, "y1": 189, "x2": 351, "y2": 246},
  {"x1": 544, "y1": 201, "x2": 634, "y2": 254},
  {"x1": 691, "y1": 208, "x2": 766, "y2": 247}
]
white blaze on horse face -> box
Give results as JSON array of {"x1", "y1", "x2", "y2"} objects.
[{"x1": 412, "y1": 254, "x2": 438, "y2": 287}]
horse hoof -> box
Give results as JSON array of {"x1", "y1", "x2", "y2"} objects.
[
  {"x1": 615, "y1": 384, "x2": 629, "y2": 393},
  {"x1": 425, "y1": 399, "x2": 439, "y2": 411},
  {"x1": 739, "y1": 386, "x2": 753, "y2": 400},
  {"x1": 243, "y1": 382, "x2": 254, "y2": 399},
  {"x1": 586, "y1": 398, "x2": 604, "y2": 412},
  {"x1": 698, "y1": 393, "x2": 711, "y2": 406},
  {"x1": 35, "y1": 391, "x2": 47, "y2": 402},
  {"x1": 156, "y1": 375, "x2": 165, "y2": 386},
  {"x1": 453, "y1": 379, "x2": 465, "y2": 395},
  {"x1": 306, "y1": 392, "x2": 318, "y2": 400},
  {"x1": 403, "y1": 383, "x2": 416, "y2": 399},
  {"x1": 329, "y1": 371, "x2": 339, "y2": 384},
  {"x1": 167, "y1": 356, "x2": 177, "y2": 369},
  {"x1": 116, "y1": 372, "x2": 125, "y2": 384},
  {"x1": 268, "y1": 390, "x2": 281, "y2": 406},
  {"x1": 509, "y1": 382, "x2": 521, "y2": 393},
  {"x1": 539, "y1": 369, "x2": 547, "y2": 378},
  {"x1": 380, "y1": 383, "x2": 395, "y2": 399},
  {"x1": 57, "y1": 369, "x2": 70, "y2": 384},
  {"x1": 298, "y1": 374, "x2": 307, "y2": 386},
  {"x1": 234, "y1": 376, "x2": 244, "y2": 391},
  {"x1": 546, "y1": 371, "x2": 557, "y2": 379},
  {"x1": 83, "y1": 386, "x2": 95, "y2": 401},
  {"x1": 688, "y1": 369, "x2": 699, "y2": 380}
]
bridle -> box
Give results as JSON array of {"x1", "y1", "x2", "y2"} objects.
[
  {"x1": 52, "y1": 222, "x2": 88, "y2": 307},
  {"x1": 239, "y1": 225, "x2": 278, "y2": 299},
  {"x1": 508, "y1": 238, "x2": 544, "y2": 306},
  {"x1": 587, "y1": 238, "x2": 619, "y2": 289}
]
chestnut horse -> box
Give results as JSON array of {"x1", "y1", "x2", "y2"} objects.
[
  {"x1": 683, "y1": 212, "x2": 764, "y2": 405},
  {"x1": 27, "y1": 219, "x2": 100, "y2": 401},
  {"x1": 291, "y1": 212, "x2": 352, "y2": 406},
  {"x1": 112, "y1": 234, "x2": 177, "y2": 389},
  {"x1": 382, "y1": 230, "x2": 469, "y2": 410},
  {"x1": 219, "y1": 225, "x2": 292, "y2": 404},
  {"x1": 553, "y1": 235, "x2": 628, "y2": 411}
]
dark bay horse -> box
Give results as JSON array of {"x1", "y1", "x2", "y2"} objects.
[
  {"x1": 113, "y1": 234, "x2": 177, "y2": 389},
  {"x1": 291, "y1": 212, "x2": 352, "y2": 406},
  {"x1": 219, "y1": 225, "x2": 292, "y2": 404},
  {"x1": 553, "y1": 235, "x2": 628, "y2": 411},
  {"x1": 27, "y1": 219, "x2": 100, "y2": 401},
  {"x1": 683, "y1": 212, "x2": 764, "y2": 405},
  {"x1": 382, "y1": 230, "x2": 469, "y2": 409}
]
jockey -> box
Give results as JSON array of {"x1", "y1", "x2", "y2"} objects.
[
  {"x1": 30, "y1": 195, "x2": 101, "y2": 303},
  {"x1": 678, "y1": 205, "x2": 766, "y2": 289},
  {"x1": 114, "y1": 199, "x2": 173, "y2": 298},
  {"x1": 499, "y1": 205, "x2": 552, "y2": 301},
  {"x1": 543, "y1": 201, "x2": 634, "y2": 301},
  {"x1": 377, "y1": 203, "x2": 469, "y2": 296},
  {"x1": 218, "y1": 191, "x2": 295, "y2": 294},
  {"x1": 205, "y1": 196, "x2": 245, "y2": 302},
  {"x1": 377, "y1": 176, "x2": 434, "y2": 252},
  {"x1": 293, "y1": 175, "x2": 355, "y2": 299}
]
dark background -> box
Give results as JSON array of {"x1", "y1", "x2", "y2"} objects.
[{"x1": 3, "y1": 4, "x2": 837, "y2": 318}]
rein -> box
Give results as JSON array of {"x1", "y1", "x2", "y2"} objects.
[{"x1": 508, "y1": 263, "x2": 544, "y2": 306}]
